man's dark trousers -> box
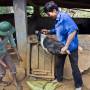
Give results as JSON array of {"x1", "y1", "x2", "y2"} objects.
[{"x1": 55, "y1": 49, "x2": 83, "y2": 88}]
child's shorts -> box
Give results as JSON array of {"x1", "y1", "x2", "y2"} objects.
[{"x1": 0, "y1": 53, "x2": 16, "y2": 78}]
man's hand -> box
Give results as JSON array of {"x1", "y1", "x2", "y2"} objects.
[
  {"x1": 61, "y1": 46, "x2": 68, "y2": 54},
  {"x1": 41, "y1": 29, "x2": 49, "y2": 35}
]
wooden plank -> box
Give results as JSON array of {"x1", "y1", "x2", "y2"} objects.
[
  {"x1": 13, "y1": 0, "x2": 27, "y2": 68},
  {"x1": 27, "y1": 43, "x2": 30, "y2": 75},
  {"x1": 39, "y1": 46, "x2": 45, "y2": 70},
  {"x1": 32, "y1": 69, "x2": 51, "y2": 75},
  {"x1": 51, "y1": 55, "x2": 55, "y2": 77},
  {"x1": 32, "y1": 72, "x2": 48, "y2": 75},
  {"x1": 29, "y1": 74, "x2": 54, "y2": 80},
  {"x1": 32, "y1": 69, "x2": 50, "y2": 73},
  {"x1": 31, "y1": 44, "x2": 39, "y2": 69},
  {"x1": 44, "y1": 52, "x2": 52, "y2": 76}
]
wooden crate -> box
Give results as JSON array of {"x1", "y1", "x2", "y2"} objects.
[{"x1": 27, "y1": 35, "x2": 55, "y2": 79}]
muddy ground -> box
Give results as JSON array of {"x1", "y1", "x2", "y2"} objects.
[
  {"x1": 1, "y1": 35, "x2": 90, "y2": 90},
  {"x1": 0, "y1": 67, "x2": 90, "y2": 90}
]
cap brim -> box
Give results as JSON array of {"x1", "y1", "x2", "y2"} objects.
[{"x1": 0, "y1": 31, "x2": 8, "y2": 36}]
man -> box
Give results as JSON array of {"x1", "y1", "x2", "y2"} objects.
[
  {"x1": 42, "y1": 1, "x2": 83, "y2": 90},
  {"x1": 0, "y1": 21, "x2": 21, "y2": 85}
]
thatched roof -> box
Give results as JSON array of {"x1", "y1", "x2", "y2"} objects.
[{"x1": 0, "y1": 0, "x2": 90, "y2": 8}]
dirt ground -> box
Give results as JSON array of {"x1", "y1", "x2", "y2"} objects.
[
  {"x1": 0, "y1": 68, "x2": 90, "y2": 90},
  {"x1": 0, "y1": 51, "x2": 90, "y2": 90}
]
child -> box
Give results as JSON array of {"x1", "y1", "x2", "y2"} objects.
[{"x1": 0, "y1": 21, "x2": 21, "y2": 86}]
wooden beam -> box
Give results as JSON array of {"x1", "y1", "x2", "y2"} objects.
[
  {"x1": 0, "y1": 0, "x2": 90, "y2": 8},
  {"x1": 0, "y1": 0, "x2": 13, "y2": 6},
  {"x1": 58, "y1": 1, "x2": 90, "y2": 8},
  {"x1": 13, "y1": 0, "x2": 28, "y2": 68}
]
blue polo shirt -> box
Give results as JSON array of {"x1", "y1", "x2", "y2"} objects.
[{"x1": 49, "y1": 12, "x2": 78, "y2": 52}]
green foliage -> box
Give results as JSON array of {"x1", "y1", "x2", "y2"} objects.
[
  {"x1": 40, "y1": 7, "x2": 47, "y2": 17},
  {"x1": 0, "y1": 7, "x2": 10, "y2": 14},
  {"x1": 27, "y1": 6, "x2": 34, "y2": 15}
]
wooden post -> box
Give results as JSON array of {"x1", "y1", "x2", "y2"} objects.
[{"x1": 13, "y1": 0, "x2": 27, "y2": 68}]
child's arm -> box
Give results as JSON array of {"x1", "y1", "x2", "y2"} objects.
[
  {"x1": 8, "y1": 34, "x2": 22, "y2": 62},
  {"x1": 0, "y1": 59, "x2": 7, "y2": 68}
]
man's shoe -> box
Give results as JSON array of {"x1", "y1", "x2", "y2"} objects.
[
  {"x1": 52, "y1": 79, "x2": 58, "y2": 83},
  {"x1": 75, "y1": 87, "x2": 82, "y2": 90}
]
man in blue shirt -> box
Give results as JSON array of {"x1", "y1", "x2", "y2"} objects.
[{"x1": 42, "y1": 1, "x2": 83, "y2": 90}]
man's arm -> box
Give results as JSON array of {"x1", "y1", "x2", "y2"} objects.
[
  {"x1": 61, "y1": 31, "x2": 77, "y2": 54},
  {"x1": 65, "y1": 30, "x2": 77, "y2": 48},
  {"x1": 41, "y1": 28, "x2": 56, "y2": 35}
]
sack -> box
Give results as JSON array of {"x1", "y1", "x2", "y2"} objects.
[{"x1": 26, "y1": 80, "x2": 62, "y2": 90}]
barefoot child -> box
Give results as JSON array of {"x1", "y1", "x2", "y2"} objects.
[{"x1": 0, "y1": 21, "x2": 21, "y2": 85}]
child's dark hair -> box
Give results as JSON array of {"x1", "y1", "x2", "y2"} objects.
[{"x1": 44, "y1": 1, "x2": 58, "y2": 13}]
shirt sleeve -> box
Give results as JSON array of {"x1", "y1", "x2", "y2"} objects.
[
  {"x1": 49, "y1": 28, "x2": 56, "y2": 34},
  {"x1": 64, "y1": 13, "x2": 79, "y2": 35}
]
